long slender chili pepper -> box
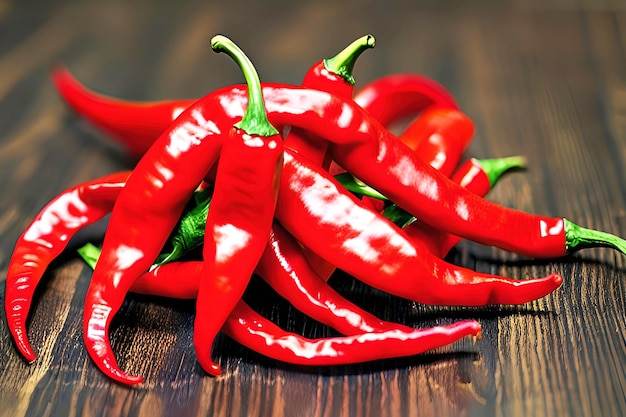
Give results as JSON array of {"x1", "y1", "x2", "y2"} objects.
[
  {"x1": 79, "y1": 253, "x2": 483, "y2": 367},
  {"x1": 53, "y1": 72, "x2": 623, "y2": 259},
  {"x1": 255, "y1": 221, "x2": 416, "y2": 335},
  {"x1": 4, "y1": 172, "x2": 131, "y2": 362},
  {"x1": 6, "y1": 165, "x2": 486, "y2": 370},
  {"x1": 136, "y1": 262, "x2": 483, "y2": 367},
  {"x1": 402, "y1": 106, "x2": 475, "y2": 176},
  {"x1": 352, "y1": 73, "x2": 459, "y2": 127},
  {"x1": 191, "y1": 36, "x2": 284, "y2": 376},
  {"x1": 284, "y1": 34, "x2": 374, "y2": 168},
  {"x1": 402, "y1": 156, "x2": 528, "y2": 257},
  {"x1": 80, "y1": 220, "x2": 415, "y2": 337},
  {"x1": 83, "y1": 36, "x2": 284, "y2": 382},
  {"x1": 6, "y1": 169, "x2": 416, "y2": 367},
  {"x1": 51, "y1": 66, "x2": 452, "y2": 158},
  {"x1": 55, "y1": 72, "x2": 623, "y2": 382},
  {"x1": 343, "y1": 104, "x2": 476, "y2": 212}
]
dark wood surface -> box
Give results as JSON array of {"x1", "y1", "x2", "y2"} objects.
[{"x1": 1, "y1": 0, "x2": 626, "y2": 416}]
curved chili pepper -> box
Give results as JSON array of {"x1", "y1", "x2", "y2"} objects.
[
  {"x1": 136, "y1": 262, "x2": 484, "y2": 367},
  {"x1": 53, "y1": 71, "x2": 624, "y2": 382},
  {"x1": 225, "y1": 302, "x2": 480, "y2": 367},
  {"x1": 79, "y1": 256, "x2": 484, "y2": 368},
  {"x1": 53, "y1": 73, "x2": 626, "y2": 258},
  {"x1": 284, "y1": 34, "x2": 374, "y2": 168},
  {"x1": 53, "y1": 70, "x2": 622, "y2": 259},
  {"x1": 352, "y1": 73, "x2": 459, "y2": 127},
  {"x1": 6, "y1": 171, "x2": 483, "y2": 373},
  {"x1": 344, "y1": 104, "x2": 476, "y2": 212},
  {"x1": 51, "y1": 69, "x2": 196, "y2": 157},
  {"x1": 51, "y1": 67, "x2": 453, "y2": 158},
  {"x1": 80, "y1": 221, "x2": 416, "y2": 337},
  {"x1": 192, "y1": 36, "x2": 285, "y2": 376},
  {"x1": 403, "y1": 156, "x2": 528, "y2": 257},
  {"x1": 82, "y1": 36, "x2": 285, "y2": 382},
  {"x1": 255, "y1": 221, "x2": 416, "y2": 335},
  {"x1": 4, "y1": 172, "x2": 131, "y2": 363},
  {"x1": 401, "y1": 106, "x2": 475, "y2": 176},
  {"x1": 6, "y1": 170, "x2": 409, "y2": 367}
]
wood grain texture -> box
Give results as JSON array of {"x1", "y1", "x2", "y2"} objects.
[{"x1": 1, "y1": 0, "x2": 625, "y2": 416}]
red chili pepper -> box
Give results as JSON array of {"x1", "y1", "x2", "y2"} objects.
[
  {"x1": 4, "y1": 171, "x2": 131, "y2": 362},
  {"x1": 51, "y1": 67, "x2": 626, "y2": 383},
  {"x1": 6, "y1": 171, "x2": 408, "y2": 367},
  {"x1": 102, "y1": 260, "x2": 485, "y2": 368},
  {"x1": 224, "y1": 302, "x2": 480, "y2": 367},
  {"x1": 50, "y1": 68, "x2": 196, "y2": 157},
  {"x1": 6, "y1": 174, "x2": 484, "y2": 372},
  {"x1": 192, "y1": 36, "x2": 285, "y2": 376},
  {"x1": 257, "y1": 222, "x2": 413, "y2": 335},
  {"x1": 353, "y1": 73, "x2": 459, "y2": 127},
  {"x1": 82, "y1": 36, "x2": 284, "y2": 383},
  {"x1": 51, "y1": 66, "x2": 454, "y2": 159},
  {"x1": 82, "y1": 222, "x2": 418, "y2": 337},
  {"x1": 275, "y1": 151, "x2": 562, "y2": 307},
  {"x1": 400, "y1": 106, "x2": 475, "y2": 176},
  {"x1": 54, "y1": 72, "x2": 626, "y2": 258},
  {"x1": 284, "y1": 34, "x2": 375, "y2": 168},
  {"x1": 403, "y1": 156, "x2": 528, "y2": 257},
  {"x1": 348, "y1": 104, "x2": 476, "y2": 212}
]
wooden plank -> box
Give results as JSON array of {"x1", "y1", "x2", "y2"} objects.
[{"x1": 0, "y1": 1, "x2": 625, "y2": 416}]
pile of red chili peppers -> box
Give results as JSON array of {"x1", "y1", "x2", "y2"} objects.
[{"x1": 5, "y1": 34, "x2": 626, "y2": 385}]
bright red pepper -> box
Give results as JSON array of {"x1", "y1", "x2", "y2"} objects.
[
  {"x1": 82, "y1": 36, "x2": 285, "y2": 383},
  {"x1": 5, "y1": 161, "x2": 558, "y2": 383},
  {"x1": 403, "y1": 156, "x2": 528, "y2": 257},
  {"x1": 347, "y1": 104, "x2": 476, "y2": 212},
  {"x1": 192, "y1": 36, "x2": 284, "y2": 376},
  {"x1": 132, "y1": 261, "x2": 484, "y2": 368},
  {"x1": 256, "y1": 222, "x2": 414, "y2": 335},
  {"x1": 51, "y1": 66, "x2": 454, "y2": 158},
  {"x1": 352, "y1": 73, "x2": 459, "y2": 127},
  {"x1": 4, "y1": 171, "x2": 131, "y2": 363},
  {"x1": 51, "y1": 66, "x2": 625, "y2": 383},
  {"x1": 285, "y1": 34, "x2": 375, "y2": 169},
  {"x1": 52, "y1": 72, "x2": 623, "y2": 260},
  {"x1": 401, "y1": 106, "x2": 475, "y2": 176},
  {"x1": 5, "y1": 172, "x2": 485, "y2": 373}
]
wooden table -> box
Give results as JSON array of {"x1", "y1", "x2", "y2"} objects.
[{"x1": 1, "y1": 0, "x2": 625, "y2": 415}]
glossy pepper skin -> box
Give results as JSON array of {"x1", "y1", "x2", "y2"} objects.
[
  {"x1": 191, "y1": 36, "x2": 285, "y2": 376},
  {"x1": 402, "y1": 106, "x2": 475, "y2": 176},
  {"x1": 284, "y1": 34, "x2": 375, "y2": 169},
  {"x1": 403, "y1": 157, "x2": 528, "y2": 257},
  {"x1": 257, "y1": 222, "x2": 415, "y2": 335},
  {"x1": 85, "y1": 258, "x2": 484, "y2": 368},
  {"x1": 51, "y1": 68, "x2": 455, "y2": 159},
  {"x1": 82, "y1": 37, "x2": 285, "y2": 383},
  {"x1": 4, "y1": 170, "x2": 485, "y2": 373},
  {"x1": 54, "y1": 81, "x2": 565, "y2": 300},
  {"x1": 5, "y1": 171, "x2": 415, "y2": 366},
  {"x1": 53, "y1": 74, "x2": 624, "y2": 383},
  {"x1": 6, "y1": 161, "x2": 559, "y2": 384},
  {"x1": 352, "y1": 73, "x2": 459, "y2": 127},
  {"x1": 4, "y1": 171, "x2": 131, "y2": 362},
  {"x1": 52, "y1": 72, "x2": 619, "y2": 259}
]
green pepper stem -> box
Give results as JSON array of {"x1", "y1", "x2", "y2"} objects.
[
  {"x1": 211, "y1": 35, "x2": 279, "y2": 137},
  {"x1": 564, "y1": 218, "x2": 626, "y2": 254},
  {"x1": 323, "y1": 34, "x2": 375, "y2": 85},
  {"x1": 334, "y1": 172, "x2": 388, "y2": 200},
  {"x1": 156, "y1": 245, "x2": 184, "y2": 266},
  {"x1": 474, "y1": 156, "x2": 527, "y2": 188},
  {"x1": 77, "y1": 242, "x2": 101, "y2": 270}
]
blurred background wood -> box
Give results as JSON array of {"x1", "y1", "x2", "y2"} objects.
[{"x1": 1, "y1": 0, "x2": 625, "y2": 416}]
